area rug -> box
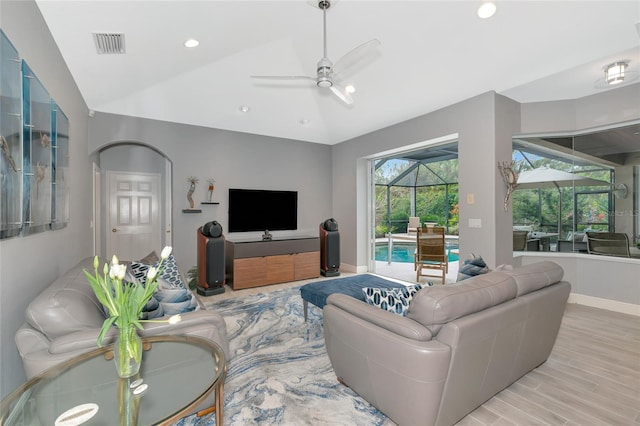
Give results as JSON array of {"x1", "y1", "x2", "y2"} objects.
[{"x1": 173, "y1": 287, "x2": 394, "y2": 426}]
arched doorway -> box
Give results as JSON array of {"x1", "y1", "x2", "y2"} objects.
[{"x1": 93, "y1": 142, "x2": 172, "y2": 260}]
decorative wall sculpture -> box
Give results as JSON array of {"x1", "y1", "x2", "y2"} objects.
[{"x1": 0, "y1": 30, "x2": 69, "y2": 239}]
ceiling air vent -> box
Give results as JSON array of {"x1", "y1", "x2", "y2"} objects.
[{"x1": 92, "y1": 33, "x2": 125, "y2": 54}]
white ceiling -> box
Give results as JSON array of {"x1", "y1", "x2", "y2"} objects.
[{"x1": 35, "y1": 0, "x2": 640, "y2": 145}]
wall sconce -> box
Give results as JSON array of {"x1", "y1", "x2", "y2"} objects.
[
  {"x1": 498, "y1": 161, "x2": 521, "y2": 211},
  {"x1": 614, "y1": 183, "x2": 628, "y2": 199},
  {"x1": 605, "y1": 61, "x2": 628, "y2": 85}
]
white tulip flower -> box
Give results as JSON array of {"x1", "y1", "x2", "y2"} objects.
[
  {"x1": 110, "y1": 263, "x2": 126, "y2": 281},
  {"x1": 168, "y1": 314, "x2": 182, "y2": 325},
  {"x1": 146, "y1": 267, "x2": 158, "y2": 281},
  {"x1": 111, "y1": 254, "x2": 119, "y2": 266},
  {"x1": 161, "y1": 246, "x2": 172, "y2": 260}
]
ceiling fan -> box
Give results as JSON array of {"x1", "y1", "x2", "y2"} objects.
[{"x1": 250, "y1": 0, "x2": 380, "y2": 105}]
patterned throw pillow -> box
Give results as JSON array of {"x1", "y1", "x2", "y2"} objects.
[
  {"x1": 130, "y1": 254, "x2": 194, "y2": 319},
  {"x1": 456, "y1": 255, "x2": 489, "y2": 282},
  {"x1": 362, "y1": 283, "x2": 431, "y2": 316},
  {"x1": 130, "y1": 254, "x2": 186, "y2": 289},
  {"x1": 153, "y1": 255, "x2": 186, "y2": 288}
]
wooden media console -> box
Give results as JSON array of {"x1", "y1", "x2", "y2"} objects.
[{"x1": 225, "y1": 235, "x2": 320, "y2": 289}]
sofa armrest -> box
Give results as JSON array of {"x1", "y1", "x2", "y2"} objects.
[
  {"x1": 49, "y1": 328, "x2": 106, "y2": 354},
  {"x1": 323, "y1": 294, "x2": 451, "y2": 426},
  {"x1": 139, "y1": 310, "x2": 230, "y2": 358},
  {"x1": 45, "y1": 310, "x2": 228, "y2": 352},
  {"x1": 326, "y1": 293, "x2": 432, "y2": 341}
]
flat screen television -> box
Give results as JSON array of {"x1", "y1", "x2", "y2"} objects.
[{"x1": 228, "y1": 188, "x2": 298, "y2": 233}]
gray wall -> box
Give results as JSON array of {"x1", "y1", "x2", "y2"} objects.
[
  {"x1": 89, "y1": 113, "x2": 333, "y2": 272},
  {"x1": 332, "y1": 84, "x2": 639, "y2": 273},
  {"x1": 332, "y1": 91, "x2": 518, "y2": 270},
  {"x1": 0, "y1": 1, "x2": 92, "y2": 399}
]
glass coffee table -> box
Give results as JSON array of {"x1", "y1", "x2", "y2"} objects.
[{"x1": 1, "y1": 335, "x2": 226, "y2": 426}]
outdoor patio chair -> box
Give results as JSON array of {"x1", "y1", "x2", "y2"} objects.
[
  {"x1": 407, "y1": 216, "x2": 420, "y2": 234},
  {"x1": 513, "y1": 230, "x2": 540, "y2": 251},
  {"x1": 513, "y1": 230, "x2": 529, "y2": 251},
  {"x1": 415, "y1": 226, "x2": 447, "y2": 284},
  {"x1": 586, "y1": 232, "x2": 630, "y2": 257}
]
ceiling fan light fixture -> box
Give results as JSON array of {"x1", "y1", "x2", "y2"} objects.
[
  {"x1": 239, "y1": 105, "x2": 250, "y2": 113},
  {"x1": 345, "y1": 85, "x2": 355, "y2": 94},
  {"x1": 605, "y1": 61, "x2": 628, "y2": 85},
  {"x1": 477, "y1": 2, "x2": 497, "y2": 19}
]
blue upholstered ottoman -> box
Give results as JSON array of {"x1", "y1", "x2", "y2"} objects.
[{"x1": 299, "y1": 274, "x2": 407, "y2": 321}]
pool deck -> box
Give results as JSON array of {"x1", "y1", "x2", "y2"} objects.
[
  {"x1": 374, "y1": 233, "x2": 460, "y2": 284},
  {"x1": 374, "y1": 260, "x2": 459, "y2": 285}
]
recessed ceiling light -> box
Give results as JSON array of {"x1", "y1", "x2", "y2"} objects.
[
  {"x1": 184, "y1": 39, "x2": 199, "y2": 48},
  {"x1": 239, "y1": 106, "x2": 250, "y2": 113},
  {"x1": 345, "y1": 85, "x2": 356, "y2": 94},
  {"x1": 477, "y1": 2, "x2": 497, "y2": 19},
  {"x1": 299, "y1": 119, "x2": 310, "y2": 125}
]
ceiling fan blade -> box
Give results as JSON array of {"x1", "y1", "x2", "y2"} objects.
[
  {"x1": 250, "y1": 75, "x2": 316, "y2": 82},
  {"x1": 333, "y1": 38, "x2": 381, "y2": 79},
  {"x1": 330, "y1": 84, "x2": 354, "y2": 105}
]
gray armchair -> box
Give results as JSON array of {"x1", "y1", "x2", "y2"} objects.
[{"x1": 15, "y1": 257, "x2": 229, "y2": 380}]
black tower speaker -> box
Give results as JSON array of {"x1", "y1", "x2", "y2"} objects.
[
  {"x1": 320, "y1": 218, "x2": 340, "y2": 277},
  {"x1": 197, "y1": 222, "x2": 226, "y2": 296}
]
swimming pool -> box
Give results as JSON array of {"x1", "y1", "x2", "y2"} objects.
[{"x1": 375, "y1": 242, "x2": 459, "y2": 263}]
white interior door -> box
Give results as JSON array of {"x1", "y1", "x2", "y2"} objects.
[{"x1": 107, "y1": 171, "x2": 161, "y2": 261}]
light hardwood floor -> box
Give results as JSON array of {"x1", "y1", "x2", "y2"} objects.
[
  {"x1": 198, "y1": 278, "x2": 640, "y2": 426},
  {"x1": 459, "y1": 303, "x2": 640, "y2": 426}
]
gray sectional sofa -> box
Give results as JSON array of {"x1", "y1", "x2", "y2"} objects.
[{"x1": 323, "y1": 261, "x2": 570, "y2": 426}]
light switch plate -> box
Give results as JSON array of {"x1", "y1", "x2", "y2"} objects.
[{"x1": 469, "y1": 218, "x2": 482, "y2": 228}]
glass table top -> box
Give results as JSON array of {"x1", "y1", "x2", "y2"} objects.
[{"x1": 1, "y1": 335, "x2": 225, "y2": 426}]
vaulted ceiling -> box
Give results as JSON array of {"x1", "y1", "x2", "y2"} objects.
[{"x1": 35, "y1": 1, "x2": 640, "y2": 145}]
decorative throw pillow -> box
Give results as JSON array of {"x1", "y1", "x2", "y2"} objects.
[
  {"x1": 138, "y1": 250, "x2": 159, "y2": 265},
  {"x1": 129, "y1": 261, "x2": 151, "y2": 283},
  {"x1": 130, "y1": 254, "x2": 194, "y2": 318},
  {"x1": 362, "y1": 283, "x2": 430, "y2": 316},
  {"x1": 154, "y1": 278, "x2": 191, "y2": 303},
  {"x1": 152, "y1": 255, "x2": 186, "y2": 289},
  {"x1": 130, "y1": 254, "x2": 186, "y2": 289},
  {"x1": 456, "y1": 254, "x2": 489, "y2": 282}
]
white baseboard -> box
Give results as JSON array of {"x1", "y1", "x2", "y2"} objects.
[
  {"x1": 340, "y1": 263, "x2": 368, "y2": 274},
  {"x1": 569, "y1": 293, "x2": 640, "y2": 316}
]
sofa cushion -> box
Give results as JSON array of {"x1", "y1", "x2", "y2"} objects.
[
  {"x1": 362, "y1": 284, "x2": 429, "y2": 316},
  {"x1": 456, "y1": 255, "x2": 489, "y2": 282},
  {"x1": 25, "y1": 257, "x2": 107, "y2": 340},
  {"x1": 500, "y1": 261, "x2": 564, "y2": 296},
  {"x1": 407, "y1": 271, "x2": 517, "y2": 335}
]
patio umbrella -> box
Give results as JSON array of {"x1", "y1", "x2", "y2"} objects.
[
  {"x1": 514, "y1": 167, "x2": 609, "y2": 236},
  {"x1": 516, "y1": 167, "x2": 609, "y2": 190}
]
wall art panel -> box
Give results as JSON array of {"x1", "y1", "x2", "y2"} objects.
[{"x1": 0, "y1": 30, "x2": 23, "y2": 239}]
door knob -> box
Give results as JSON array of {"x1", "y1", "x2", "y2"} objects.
[{"x1": 112, "y1": 228, "x2": 118, "y2": 233}]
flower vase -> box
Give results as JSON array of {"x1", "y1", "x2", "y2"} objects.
[{"x1": 114, "y1": 325, "x2": 142, "y2": 378}]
